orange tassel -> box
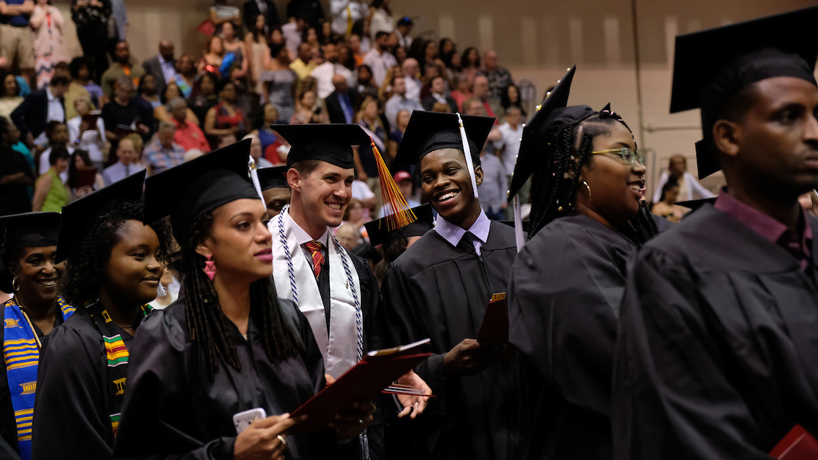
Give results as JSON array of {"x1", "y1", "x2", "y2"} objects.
[{"x1": 371, "y1": 139, "x2": 416, "y2": 231}]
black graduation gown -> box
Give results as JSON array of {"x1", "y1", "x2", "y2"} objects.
[
  {"x1": 0, "y1": 308, "x2": 66, "y2": 460},
  {"x1": 381, "y1": 220, "x2": 522, "y2": 460},
  {"x1": 31, "y1": 307, "x2": 134, "y2": 459},
  {"x1": 507, "y1": 213, "x2": 638, "y2": 460},
  {"x1": 612, "y1": 204, "x2": 818, "y2": 460},
  {"x1": 112, "y1": 298, "x2": 339, "y2": 460}
]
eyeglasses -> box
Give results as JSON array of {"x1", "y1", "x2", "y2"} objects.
[{"x1": 591, "y1": 148, "x2": 645, "y2": 166}]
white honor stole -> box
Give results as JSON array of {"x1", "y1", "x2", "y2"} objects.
[{"x1": 271, "y1": 208, "x2": 362, "y2": 378}]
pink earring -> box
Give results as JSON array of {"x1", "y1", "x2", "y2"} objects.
[{"x1": 204, "y1": 254, "x2": 216, "y2": 281}]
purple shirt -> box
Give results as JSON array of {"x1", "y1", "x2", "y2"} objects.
[{"x1": 714, "y1": 188, "x2": 813, "y2": 270}]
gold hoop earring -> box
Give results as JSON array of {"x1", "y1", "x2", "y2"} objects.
[
  {"x1": 11, "y1": 277, "x2": 19, "y2": 292},
  {"x1": 582, "y1": 181, "x2": 592, "y2": 201}
]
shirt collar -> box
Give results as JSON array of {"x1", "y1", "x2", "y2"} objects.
[
  {"x1": 46, "y1": 87, "x2": 55, "y2": 101},
  {"x1": 290, "y1": 215, "x2": 330, "y2": 247},
  {"x1": 714, "y1": 187, "x2": 813, "y2": 246},
  {"x1": 434, "y1": 209, "x2": 490, "y2": 248}
]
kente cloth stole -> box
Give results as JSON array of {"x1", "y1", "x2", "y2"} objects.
[
  {"x1": 83, "y1": 300, "x2": 151, "y2": 437},
  {"x1": 3, "y1": 296, "x2": 75, "y2": 460}
]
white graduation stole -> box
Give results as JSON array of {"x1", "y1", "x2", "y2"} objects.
[{"x1": 271, "y1": 208, "x2": 361, "y2": 378}]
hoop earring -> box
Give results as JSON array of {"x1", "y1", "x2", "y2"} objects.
[
  {"x1": 11, "y1": 277, "x2": 19, "y2": 292},
  {"x1": 581, "y1": 181, "x2": 592, "y2": 201},
  {"x1": 203, "y1": 254, "x2": 216, "y2": 281}
]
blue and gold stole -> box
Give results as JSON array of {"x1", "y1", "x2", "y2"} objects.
[
  {"x1": 83, "y1": 300, "x2": 151, "y2": 438},
  {"x1": 3, "y1": 297, "x2": 75, "y2": 460}
]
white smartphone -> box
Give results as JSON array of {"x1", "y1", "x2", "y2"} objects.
[{"x1": 233, "y1": 408, "x2": 267, "y2": 434}]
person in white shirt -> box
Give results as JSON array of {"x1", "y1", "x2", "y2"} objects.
[
  {"x1": 362, "y1": 31, "x2": 397, "y2": 87},
  {"x1": 401, "y1": 58, "x2": 421, "y2": 102},
  {"x1": 651, "y1": 154, "x2": 717, "y2": 203},
  {"x1": 368, "y1": 0, "x2": 393, "y2": 36},
  {"x1": 311, "y1": 42, "x2": 356, "y2": 99},
  {"x1": 282, "y1": 15, "x2": 308, "y2": 54},
  {"x1": 394, "y1": 16, "x2": 413, "y2": 49},
  {"x1": 384, "y1": 76, "x2": 423, "y2": 128},
  {"x1": 493, "y1": 106, "x2": 523, "y2": 178},
  {"x1": 101, "y1": 137, "x2": 142, "y2": 186},
  {"x1": 38, "y1": 121, "x2": 73, "y2": 183},
  {"x1": 329, "y1": 0, "x2": 368, "y2": 36},
  {"x1": 67, "y1": 96, "x2": 106, "y2": 170}
]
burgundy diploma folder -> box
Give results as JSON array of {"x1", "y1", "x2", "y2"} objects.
[
  {"x1": 288, "y1": 339, "x2": 431, "y2": 435},
  {"x1": 477, "y1": 293, "x2": 509, "y2": 343},
  {"x1": 769, "y1": 425, "x2": 818, "y2": 459}
]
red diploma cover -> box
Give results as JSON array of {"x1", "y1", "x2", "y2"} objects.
[
  {"x1": 288, "y1": 339, "x2": 431, "y2": 435},
  {"x1": 769, "y1": 425, "x2": 818, "y2": 459},
  {"x1": 75, "y1": 168, "x2": 98, "y2": 189},
  {"x1": 81, "y1": 110, "x2": 101, "y2": 127},
  {"x1": 477, "y1": 293, "x2": 509, "y2": 343}
]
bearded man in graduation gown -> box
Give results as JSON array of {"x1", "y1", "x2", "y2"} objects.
[
  {"x1": 268, "y1": 124, "x2": 387, "y2": 459},
  {"x1": 381, "y1": 111, "x2": 523, "y2": 460},
  {"x1": 612, "y1": 7, "x2": 818, "y2": 460}
]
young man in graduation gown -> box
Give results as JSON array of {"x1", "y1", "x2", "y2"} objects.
[
  {"x1": 381, "y1": 111, "x2": 523, "y2": 460},
  {"x1": 258, "y1": 165, "x2": 291, "y2": 217},
  {"x1": 268, "y1": 124, "x2": 388, "y2": 459},
  {"x1": 612, "y1": 7, "x2": 818, "y2": 460}
]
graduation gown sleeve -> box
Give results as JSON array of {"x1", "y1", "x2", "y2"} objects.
[{"x1": 31, "y1": 313, "x2": 114, "y2": 460}]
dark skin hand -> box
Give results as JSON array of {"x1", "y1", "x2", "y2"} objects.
[
  {"x1": 443, "y1": 338, "x2": 513, "y2": 377},
  {"x1": 234, "y1": 413, "x2": 304, "y2": 460},
  {"x1": 329, "y1": 399, "x2": 377, "y2": 440}
]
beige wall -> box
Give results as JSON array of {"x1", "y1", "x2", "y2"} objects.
[{"x1": 52, "y1": 0, "x2": 817, "y2": 195}]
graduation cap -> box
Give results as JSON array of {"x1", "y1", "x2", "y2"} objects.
[
  {"x1": 257, "y1": 166, "x2": 290, "y2": 190},
  {"x1": 144, "y1": 139, "x2": 259, "y2": 243},
  {"x1": 271, "y1": 124, "x2": 372, "y2": 170},
  {"x1": 669, "y1": 6, "x2": 818, "y2": 179},
  {"x1": 676, "y1": 197, "x2": 716, "y2": 211},
  {"x1": 56, "y1": 170, "x2": 146, "y2": 263},
  {"x1": 364, "y1": 204, "x2": 434, "y2": 250},
  {"x1": 0, "y1": 212, "x2": 61, "y2": 250}
]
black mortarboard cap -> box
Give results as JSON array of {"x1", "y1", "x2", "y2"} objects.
[
  {"x1": 272, "y1": 124, "x2": 372, "y2": 170},
  {"x1": 675, "y1": 197, "x2": 716, "y2": 211},
  {"x1": 364, "y1": 204, "x2": 434, "y2": 250},
  {"x1": 670, "y1": 6, "x2": 818, "y2": 179},
  {"x1": 508, "y1": 66, "x2": 597, "y2": 201},
  {"x1": 144, "y1": 139, "x2": 258, "y2": 243},
  {"x1": 0, "y1": 212, "x2": 61, "y2": 250},
  {"x1": 56, "y1": 170, "x2": 146, "y2": 263},
  {"x1": 258, "y1": 166, "x2": 290, "y2": 190},
  {"x1": 393, "y1": 112, "x2": 495, "y2": 168}
]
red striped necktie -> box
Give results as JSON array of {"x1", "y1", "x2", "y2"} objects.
[{"x1": 304, "y1": 241, "x2": 324, "y2": 278}]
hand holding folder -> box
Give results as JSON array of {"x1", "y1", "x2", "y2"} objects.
[{"x1": 287, "y1": 339, "x2": 432, "y2": 435}]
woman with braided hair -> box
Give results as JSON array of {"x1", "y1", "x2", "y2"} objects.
[
  {"x1": 113, "y1": 141, "x2": 376, "y2": 460},
  {"x1": 506, "y1": 67, "x2": 659, "y2": 460}
]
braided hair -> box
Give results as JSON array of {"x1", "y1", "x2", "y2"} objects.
[
  {"x1": 182, "y1": 211, "x2": 302, "y2": 374},
  {"x1": 528, "y1": 114, "x2": 658, "y2": 245}
]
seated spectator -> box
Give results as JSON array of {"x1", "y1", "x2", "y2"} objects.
[
  {"x1": 282, "y1": 13, "x2": 308, "y2": 55},
  {"x1": 6, "y1": 116, "x2": 35, "y2": 173},
  {"x1": 243, "y1": 133, "x2": 273, "y2": 167},
  {"x1": 379, "y1": 170, "x2": 420, "y2": 217},
  {"x1": 143, "y1": 121, "x2": 185, "y2": 175},
  {"x1": 430, "y1": 102, "x2": 450, "y2": 113},
  {"x1": 0, "y1": 69, "x2": 24, "y2": 119},
  {"x1": 69, "y1": 56, "x2": 103, "y2": 107},
  {"x1": 0, "y1": 0, "x2": 36, "y2": 86},
  {"x1": 418, "y1": 63, "x2": 445, "y2": 100},
  {"x1": 216, "y1": 132, "x2": 237, "y2": 148},
  {"x1": 141, "y1": 39, "x2": 176, "y2": 96},
  {"x1": 351, "y1": 176, "x2": 376, "y2": 212},
  {"x1": 66, "y1": 148, "x2": 104, "y2": 200},
  {"x1": 336, "y1": 222, "x2": 361, "y2": 251},
  {"x1": 478, "y1": 50, "x2": 513, "y2": 102},
  {"x1": 54, "y1": 61, "x2": 91, "y2": 122},
  {"x1": 493, "y1": 105, "x2": 523, "y2": 180},
  {"x1": 172, "y1": 54, "x2": 196, "y2": 98},
  {"x1": 651, "y1": 154, "x2": 716, "y2": 203},
  {"x1": 441, "y1": 48, "x2": 461, "y2": 82},
  {"x1": 417, "y1": 39, "x2": 442, "y2": 76},
  {"x1": 153, "y1": 81, "x2": 199, "y2": 125},
  {"x1": 11, "y1": 73, "x2": 69, "y2": 146},
  {"x1": 325, "y1": 72, "x2": 360, "y2": 124},
  {"x1": 289, "y1": 86, "x2": 326, "y2": 124},
  {"x1": 100, "y1": 41, "x2": 146, "y2": 99},
  {"x1": 101, "y1": 136, "x2": 141, "y2": 185},
  {"x1": 348, "y1": 33, "x2": 364, "y2": 66},
  {"x1": 204, "y1": 79, "x2": 245, "y2": 148},
  {"x1": 384, "y1": 75, "x2": 422, "y2": 128},
  {"x1": 478, "y1": 142, "x2": 507, "y2": 220},
  {"x1": 209, "y1": 0, "x2": 241, "y2": 35},
  {"x1": 439, "y1": 37, "x2": 455, "y2": 58},
  {"x1": 369, "y1": 0, "x2": 392, "y2": 35},
  {"x1": 421, "y1": 75, "x2": 458, "y2": 112},
  {"x1": 651, "y1": 176, "x2": 687, "y2": 223},
  {"x1": 168, "y1": 97, "x2": 209, "y2": 153},
  {"x1": 351, "y1": 17, "x2": 371, "y2": 53},
  {"x1": 183, "y1": 148, "x2": 203, "y2": 162},
  {"x1": 260, "y1": 43, "x2": 296, "y2": 121},
  {"x1": 337, "y1": 41, "x2": 356, "y2": 71},
  {"x1": 32, "y1": 145, "x2": 69, "y2": 212},
  {"x1": 245, "y1": 14, "x2": 271, "y2": 95},
  {"x1": 251, "y1": 102, "x2": 286, "y2": 162},
  {"x1": 363, "y1": 31, "x2": 397, "y2": 87},
  {"x1": 70, "y1": 0, "x2": 111, "y2": 82},
  {"x1": 37, "y1": 120, "x2": 72, "y2": 179},
  {"x1": 356, "y1": 64, "x2": 379, "y2": 100},
  {"x1": 471, "y1": 75, "x2": 498, "y2": 121},
  {"x1": 289, "y1": 42, "x2": 318, "y2": 82},
  {"x1": 124, "y1": 132, "x2": 145, "y2": 169},
  {"x1": 188, "y1": 71, "x2": 220, "y2": 129},
  {"x1": 450, "y1": 72, "x2": 472, "y2": 111},
  {"x1": 401, "y1": 57, "x2": 421, "y2": 101},
  {"x1": 0, "y1": 117, "x2": 35, "y2": 216},
  {"x1": 500, "y1": 83, "x2": 526, "y2": 120},
  {"x1": 460, "y1": 46, "x2": 481, "y2": 86},
  {"x1": 31, "y1": 0, "x2": 66, "y2": 90},
  {"x1": 137, "y1": 73, "x2": 161, "y2": 109},
  {"x1": 100, "y1": 76, "x2": 152, "y2": 154},
  {"x1": 387, "y1": 108, "x2": 408, "y2": 161},
  {"x1": 243, "y1": 0, "x2": 280, "y2": 31},
  {"x1": 67, "y1": 95, "x2": 105, "y2": 169},
  {"x1": 311, "y1": 41, "x2": 355, "y2": 99},
  {"x1": 356, "y1": 95, "x2": 385, "y2": 149}
]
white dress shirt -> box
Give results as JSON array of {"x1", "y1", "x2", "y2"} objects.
[
  {"x1": 362, "y1": 48, "x2": 397, "y2": 87},
  {"x1": 434, "y1": 209, "x2": 491, "y2": 255},
  {"x1": 33, "y1": 87, "x2": 66, "y2": 145},
  {"x1": 158, "y1": 55, "x2": 176, "y2": 86},
  {"x1": 311, "y1": 62, "x2": 355, "y2": 99},
  {"x1": 329, "y1": 0, "x2": 368, "y2": 36},
  {"x1": 404, "y1": 76, "x2": 421, "y2": 102},
  {"x1": 67, "y1": 116, "x2": 107, "y2": 165},
  {"x1": 494, "y1": 122, "x2": 523, "y2": 176}
]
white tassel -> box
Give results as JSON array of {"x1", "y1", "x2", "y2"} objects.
[
  {"x1": 456, "y1": 113, "x2": 480, "y2": 199},
  {"x1": 247, "y1": 155, "x2": 267, "y2": 208},
  {"x1": 513, "y1": 195, "x2": 525, "y2": 252}
]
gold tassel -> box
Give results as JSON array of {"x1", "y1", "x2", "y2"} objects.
[{"x1": 371, "y1": 139, "x2": 416, "y2": 230}]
